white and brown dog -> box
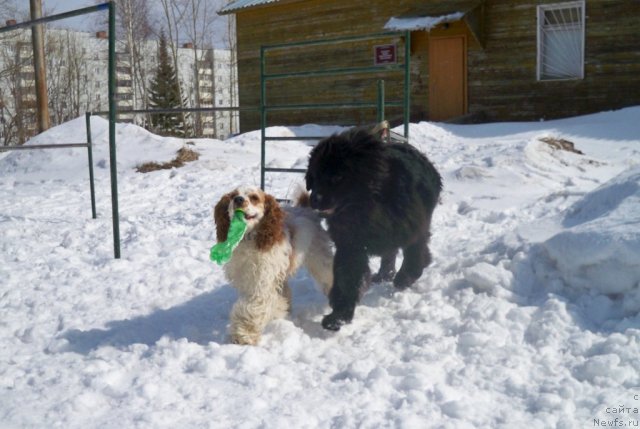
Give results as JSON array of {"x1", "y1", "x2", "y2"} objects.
[{"x1": 214, "y1": 186, "x2": 333, "y2": 345}]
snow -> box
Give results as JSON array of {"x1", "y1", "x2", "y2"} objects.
[
  {"x1": 539, "y1": 168, "x2": 640, "y2": 308},
  {"x1": 384, "y1": 13, "x2": 465, "y2": 32},
  {"x1": 1, "y1": 107, "x2": 640, "y2": 428}
]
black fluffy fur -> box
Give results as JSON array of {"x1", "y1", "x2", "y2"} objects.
[{"x1": 306, "y1": 128, "x2": 442, "y2": 331}]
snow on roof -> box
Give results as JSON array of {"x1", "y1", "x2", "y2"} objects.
[
  {"x1": 219, "y1": 0, "x2": 282, "y2": 15},
  {"x1": 384, "y1": 12, "x2": 465, "y2": 31}
]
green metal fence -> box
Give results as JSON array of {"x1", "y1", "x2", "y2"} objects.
[
  {"x1": 259, "y1": 31, "x2": 411, "y2": 190},
  {"x1": 86, "y1": 105, "x2": 256, "y2": 258},
  {"x1": 2, "y1": 14, "x2": 411, "y2": 259},
  {"x1": 0, "y1": 2, "x2": 119, "y2": 257}
]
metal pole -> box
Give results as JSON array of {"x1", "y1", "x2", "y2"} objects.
[
  {"x1": 404, "y1": 31, "x2": 411, "y2": 140},
  {"x1": 108, "y1": 1, "x2": 121, "y2": 259},
  {"x1": 377, "y1": 80, "x2": 385, "y2": 124},
  {"x1": 264, "y1": 64, "x2": 405, "y2": 81},
  {"x1": 262, "y1": 31, "x2": 402, "y2": 51},
  {"x1": 0, "y1": 143, "x2": 90, "y2": 150},
  {"x1": 259, "y1": 46, "x2": 267, "y2": 191},
  {"x1": 85, "y1": 113, "x2": 97, "y2": 219},
  {"x1": 0, "y1": 4, "x2": 110, "y2": 33},
  {"x1": 29, "y1": 0, "x2": 50, "y2": 133},
  {"x1": 90, "y1": 106, "x2": 261, "y2": 117}
]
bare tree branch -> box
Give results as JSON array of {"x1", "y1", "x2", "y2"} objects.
[{"x1": 158, "y1": 0, "x2": 189, "y2": 132}]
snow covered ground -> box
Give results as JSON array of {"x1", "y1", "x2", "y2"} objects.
[{"x1": 1, "y1": 108, "x2": 639, "y2": 428}]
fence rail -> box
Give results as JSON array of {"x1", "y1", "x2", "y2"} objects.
[
  {"x1": 0, "y1": 2, "x2": 114, "y2": 256},
  {"x1": 259, "y1": 30, "x2": 411, "y2": 190},
  {"x1": 0, "y1": 143, "x2": 88, "y2": 150},
  {"x1": 91, "y1": 106, "x2": 259, "y2": 117},
  {"x1": 0, "y1": 129, "x2": 96, "y2": 220}
]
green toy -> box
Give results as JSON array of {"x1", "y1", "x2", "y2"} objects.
[{"x1": 210, "y1": 209, "x2": 247, "y2": 265}]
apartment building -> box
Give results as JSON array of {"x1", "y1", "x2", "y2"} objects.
[{"x1": 0, "y1": 24, "x2": 238, "y2": 145}]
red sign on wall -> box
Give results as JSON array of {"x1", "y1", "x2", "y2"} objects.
[{"x1": 374, "y1": 44, "x2": 397, "y2": 65}]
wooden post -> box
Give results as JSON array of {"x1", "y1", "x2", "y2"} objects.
[{"x1": 30, "y1": 0, "x2": 50, "y2": 133}]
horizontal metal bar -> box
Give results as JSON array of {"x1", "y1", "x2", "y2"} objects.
[
  {"x1": 264, "y1": 167, "x2": 307, "y2": 173},
  {"x1": 262, "y1": 31, "x2": 403, "y2": 51},
  {"x1": 265, "y1": 101, "x2": 403, "y2": 112},
  {"x1": 0, "y1": 3, "x2": 109, "y2": 33},
  {"x1": 264, "y1": 136, "x2": 326, "y2": 141},
  {"x1": 90, "y1": 106, "x2": 259, "y2": 117},
  {"x1": 264, "y1": 64, "x2": 405, "y2": 81},
  {"x1": 267, "y1": 102, "x2": 375, "y2": 111},
  {"x1": 0, "y1": 143, "x2": 88, "y2": 151},
  {"x1": 91, "y1": 103, "x2": 399, "y2": 116}
]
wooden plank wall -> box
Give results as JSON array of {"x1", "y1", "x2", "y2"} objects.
[
  {"x1": 471, "y1": 0, "x2": 640, "y2": 121},
  {"x1": 234, "y1": 0, "x2": 640, "y2": 131},
  {"x1": 235, "y1": 0, "x2": 480, "y2": 130}
]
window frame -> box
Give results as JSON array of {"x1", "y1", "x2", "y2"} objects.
[{"x1": 536, "y1": 0, "x2": 586, "y2": 81}]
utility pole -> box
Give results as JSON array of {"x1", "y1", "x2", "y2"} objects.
[{"x1": 30, "y1": 0, "x2": 50, "y2": 133}]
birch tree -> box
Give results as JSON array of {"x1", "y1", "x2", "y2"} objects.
[
  {"x1": 0, "y1": 0, "x2": 19, "y2": 145},
  {"x1": 223, "y1": 10, "x2": 238, "y2": 135},
  {"x1": 117, "y1": 0, "x2": 153, "y2": 112},
  {"x1": 183, "y1": 0, "x2": 220, "y2": 136},
  {"x1": 158, "y1": 0, "x2": 189, "y2": 132},
  {"x1": 94, "y1": 0, "x2": 153, "y2": 124},
  {"x1": 44, "y1": 31, "x2": 90, "y2": 124},
  {"x1": 0, "y1": 43, "x2": 21, "y2": 146}
]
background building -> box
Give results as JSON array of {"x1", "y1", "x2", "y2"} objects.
[
  {"x1": 0, "y1": 24, "x2": 238, "y2": 146},
  {"x1": 219, "y1": 0, "x2": 640, "y2": 132}
]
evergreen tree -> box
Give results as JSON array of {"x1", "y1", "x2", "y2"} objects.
[{"x1": 148, "y1": 32, "x2": 185, "y2": 136}]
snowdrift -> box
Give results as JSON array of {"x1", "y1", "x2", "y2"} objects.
[
  {"x1": 542, "y1": 167, "x2": 640, "y2": 311},
  {"x1": 1, "y1": 108, "x2": 640, "y2": 428}
]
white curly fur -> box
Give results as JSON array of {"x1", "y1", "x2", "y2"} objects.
[{"x1": 216, "y1": 187, "x2": 333, "y2": 345}]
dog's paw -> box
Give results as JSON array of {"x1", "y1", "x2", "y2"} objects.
[
  {"x1": 393, "y1": 271, "x2": 417, "y2": 290},
  {"x1": 321, "y1": 312, "x2": 351, "y2": 331},
  {"x1": 230, "y1": 333, "x2": 259, "y2": 346}
]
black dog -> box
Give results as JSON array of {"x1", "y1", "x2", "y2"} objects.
[{"x1": 305, "y1": 128, "x2": 442, "y2": 331}]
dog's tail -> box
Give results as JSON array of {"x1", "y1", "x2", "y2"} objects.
[
  {"x1": 286, "y1": 184, "x2": 311, "y2": 207},
  {"x1": 293, "y1": 188, "x2": 311, "y2": 208}
]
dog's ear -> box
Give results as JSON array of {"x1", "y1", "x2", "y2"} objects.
[
  {"x1": 305, "y1": 157, "x2": 315, "y2": 191},
  {"x1": 254, "y1": 194, "x2": 286, "y2": 251},
  {"x1": 214, "y1": 192, "x2": 234, "y2": 242}
]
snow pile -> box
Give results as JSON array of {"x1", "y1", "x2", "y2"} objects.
[
  {"x1": 384, "y1": 13, "x2": 465, "y2": 31},
  {"x1": 1, "y1": 107, "x2": 640, "y2": 428},
  {"x1": 541, "y1": 167, "x2": 640, "y2": 311}
]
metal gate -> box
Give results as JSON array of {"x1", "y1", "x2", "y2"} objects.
[{"x1": 259, "y1": 31, "x2": 412, "y2": 190}]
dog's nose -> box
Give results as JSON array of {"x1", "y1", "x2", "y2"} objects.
[{"x1": 233, "y1": 195, "x2": 245, "y2": 206}]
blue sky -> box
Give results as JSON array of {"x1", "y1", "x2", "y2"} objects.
[
  {"x1": 46, "y1": 0, "x2": 96, "y2": 13},
  {"x1": 10, "y1": 0, "x2": 100, "y2": 31},
  {"x1": 9, "y1": 0, "x2": 230, "y2": 47}
]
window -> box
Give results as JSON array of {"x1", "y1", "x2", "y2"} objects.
[{"x1": 537, "y1": 1, "x2": 585, "y2": 80}]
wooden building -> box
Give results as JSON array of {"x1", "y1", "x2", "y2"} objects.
[{"x1": 219, "y1": 0, "x2": 640, "y2": 132}]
